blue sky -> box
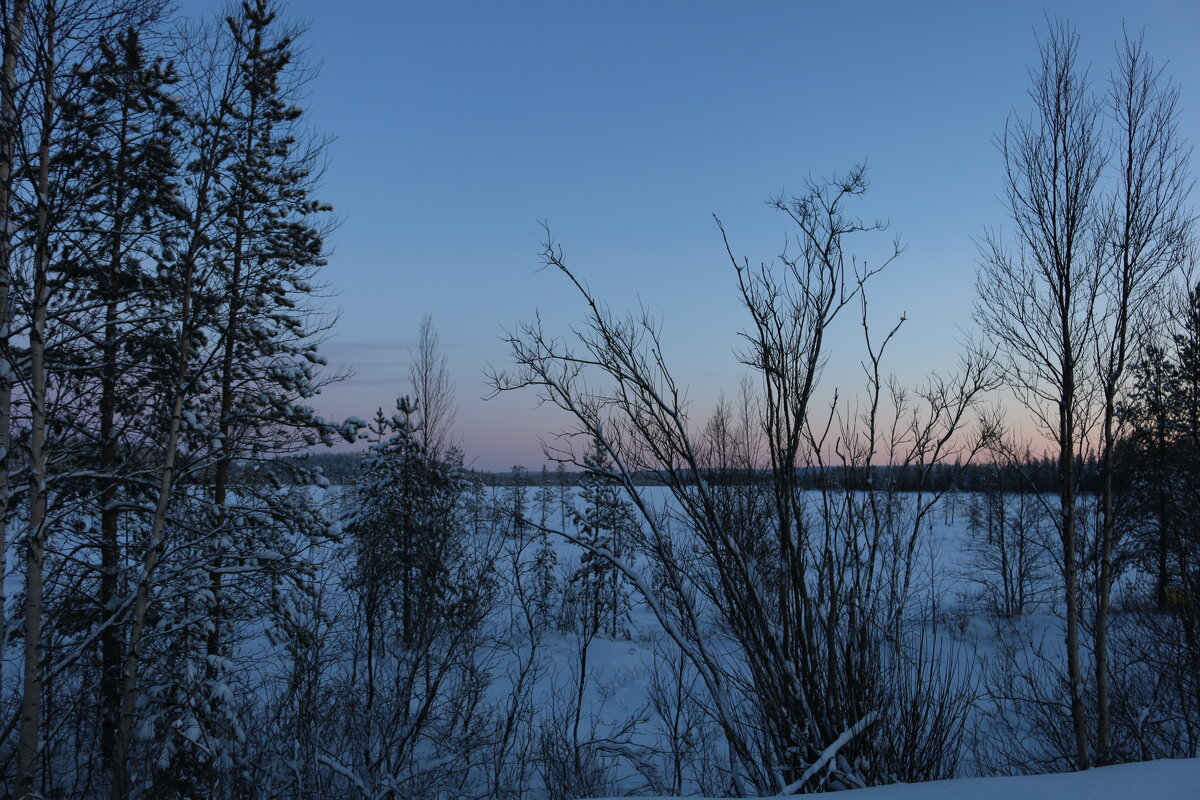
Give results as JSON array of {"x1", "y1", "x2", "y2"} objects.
[{"x1": 182, "y1": 0, "x2": 1200, "y2": 470}]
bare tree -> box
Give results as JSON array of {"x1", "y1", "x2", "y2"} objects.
[
  {"x1": 410, "y1": 313, "x2": 456, "y2": 459},
  {"x1": 962, "y1": 463, "x2": 1054, "y2": 618},
  {"x1": 975, "y1": 20, "x2": 1106, "y2": 770},
  {"x1": 978, "y1": 21, "x2": 1195, "y2": 770},
  {"x1": 1091, "y1": 30, "x2": 1193, "y2": 764},
  {"x1": 493, "y1": 168, "x2": 991, "y2": 792}
]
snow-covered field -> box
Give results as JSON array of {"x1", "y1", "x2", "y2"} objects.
[
  {"x1": 12, "y1": 479, "x2": 1179, "y2": 798},
  {"x1": 445, "y1": 483, "x2": 1186, "y2": 797},
  {"x1": 317, "y1": 482, "x2": 1151, "y2": 797}
]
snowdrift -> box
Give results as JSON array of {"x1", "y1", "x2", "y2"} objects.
[{"x1": 588, "y1": 757, "x2": 1200, "y2": 800}]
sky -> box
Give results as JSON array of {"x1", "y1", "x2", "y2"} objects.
[{"x1": 180, "y1": 0, "x2": 1200, "y2": 471}]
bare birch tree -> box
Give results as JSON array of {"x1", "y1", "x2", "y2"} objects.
[
  {"x1": 975, "y1": 20, "x2": 1106, "y2": 770},
  {"x1": 1091, "y1": 31, "x2": 1193, "y2": 764},
  {"x1": 0, "y1": 0, "x2": 26, "y2": 688},
  {"x1": 978, "y1": 20, "x2": 1195, "y2": 770},
  {"x1": 410, "y1": 313, "x2": 456, "y2": 459}
]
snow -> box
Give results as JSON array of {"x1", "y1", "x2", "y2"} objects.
[
  {"x1": 586, "y1": 757, "x2": 1200, "y2": 799},
  {"x1": 12, "y1": 478, "x2": 1177, "y2": 797}
]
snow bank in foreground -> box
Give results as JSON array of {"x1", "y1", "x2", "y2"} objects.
[{"x1": 587, "y1": 758, "x2": 1200, "y2": 800}]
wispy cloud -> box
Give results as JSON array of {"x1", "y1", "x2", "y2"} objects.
[{"x1": 322, "y1": 339, "x2": 415, "y2": 354}]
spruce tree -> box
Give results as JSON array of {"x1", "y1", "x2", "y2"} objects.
[
  {"x1": 572, "y1": 436, "x2": 633, "y2": 639},
  {"x1": 346, "y1": 399, "x2": 470, "y2": 648}
]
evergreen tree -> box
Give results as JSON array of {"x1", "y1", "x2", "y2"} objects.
[
  {"x1": 571, "y1": 436, "x2": 634, "y2": 639},
  {"x1": 506, "y1": 464, "x2": 530, "y2": 540},
  {"x1": 1124, "y1": 284, "x2": 1200, "y2": 606},
  {"x1": 199, "y1": 0, "x2": 335, "y2": 682},
  {"x1": 108, "y1": 2, "x2": 342, "y2": 792},
  {"x1": 57, "y1": 26, "x2": 183, "y2": 777},
  {"x1": 1125, "y1": 343, "x2": 1183, "y2": 606},
  {"x1": 535, "y1": 464, "x2": 555, "y2": 527},
  {"x1": 346, "y1": 399, "x2": 470, "y2": 650}
]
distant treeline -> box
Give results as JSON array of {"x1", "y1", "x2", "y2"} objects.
[{"x1": 274, "y1": 450, "x2": 1120, "y2": 494}]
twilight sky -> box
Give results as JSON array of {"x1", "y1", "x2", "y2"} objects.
[{"x1": 183, "y1": 0, "x2": 1200, "y2": 471}]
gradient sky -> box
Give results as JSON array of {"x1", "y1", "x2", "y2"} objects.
[{"x1": 181, "y1": 0, "x2": 1200, "y2": 471}]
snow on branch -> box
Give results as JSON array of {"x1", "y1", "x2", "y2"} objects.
[{"x1": 778, "y1": 711, "x2": 878, "y2": 795}]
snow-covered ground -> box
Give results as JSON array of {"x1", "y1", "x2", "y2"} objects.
[
  {"x1": 476, "y1": 484, "x2": 1169, "y2": 796},
  {"x1": 587, "y1": 757, "x2": 1200, "y2": 800},
  {"x1": 10, "y1": 480, "x2": 1170, "y2": 797}
]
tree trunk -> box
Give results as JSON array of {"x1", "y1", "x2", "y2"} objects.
[
  {"x1": 17, "y1": 5, "x2": 55, "y2": 793},
  {"x1": 1095, "y1": 371, "x2": 1122, "y2": 763},
  {"x1": 207, "y1": 13, "x2": 260, "y2": 689},
  {"x1": 0, "y1": 0, "x2": 26, "y2": 670},
  {"x1": 111, "y1": 268, "x2": 194, "y2": 800},
  {"x1": 110, "y1": 146, "x2": 215, "y2": 796},
  {"x1": 1060, "y1": 364, "x2": 1090, "y2": 771},
  {"x1": 99, "y1": 96, "x2": 132, "y2": 777},
  {"x1": 207, "y1": 228, "x2": 243, "y2": 685}
]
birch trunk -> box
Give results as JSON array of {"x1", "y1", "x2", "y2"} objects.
[
  {"x1": 17, "y1": 3, "x2": 55, "y2": 793},
  {"x1": 0, "y1": 0, "x2": 26, "y2": 669}
]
